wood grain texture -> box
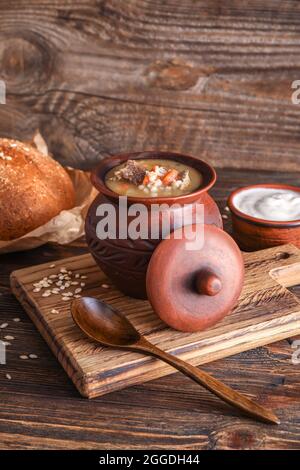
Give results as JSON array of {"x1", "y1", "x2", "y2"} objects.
[
  {"x1": 1, "y1": 1, "x2": 300, "y2": 170},
  {"x1": 1, "y1": 167, "x2": 300, "y2": 450},
  {"x1": 10, "y1": 244, "x2": 300, "y2": 398}
]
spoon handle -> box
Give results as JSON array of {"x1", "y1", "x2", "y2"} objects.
[{"x1": 137, "y1": 338, "x2": 279, "y2": 425}]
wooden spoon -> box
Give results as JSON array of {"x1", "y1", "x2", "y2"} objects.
[{"x1": 71, "y1": 297, "x2": 279, "y2": 425}]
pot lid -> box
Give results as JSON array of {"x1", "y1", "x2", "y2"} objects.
[{"x1": 146, "y1": 224, "x2": 244, "y2": 332}]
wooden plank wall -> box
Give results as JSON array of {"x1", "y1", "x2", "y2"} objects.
[{"x1": 1, "y1": 0, "x2": 300, "y2": 171}]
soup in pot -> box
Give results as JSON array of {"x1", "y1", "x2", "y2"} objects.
[{"x1": 105, "y1": 159, "x2": 203, "y2": 197}]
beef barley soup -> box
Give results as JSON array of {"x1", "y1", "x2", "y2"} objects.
[{"x1": 105, "y1": 159, "x2": 203, "y2": 197}]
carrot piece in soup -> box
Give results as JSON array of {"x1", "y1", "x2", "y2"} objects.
[
  {"x1": 162, "y1": 169, "x2": 179, "y2": 185},
  {"x1": 143, "y1": 175, "x2": 150, "y2": 185}
]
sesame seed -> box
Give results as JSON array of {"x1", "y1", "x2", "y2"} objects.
[
  {"x1": 20, "y1": 355, "x2": 28, "y2": 360},
  {"x1": 49, "y1": 264, "x2": 56, "y2": 268},
  {"x1": 225, "y1": 206, "x2": 230, "y2": 212},
  {"x1": 101, "y1": 284, "x2": 110, "y2": 289},
  {"x1": 51, "y1": 309, "x2": 59, "y2": 314},
  {"x1": 62, "y1": 297, "x2": 70, "y2": 301},
  {"x1": 80, "y1": 282, "x2": 85, "y2": 287},
  {"x1": 71, "y1": 281, "x2": 79, "y2": 285},
  {"x1": 29, "y1": 354, "x2": 38, "y2": 359},
  {"x1": 75, "y1": 288, "x2": 82, "y2": 294},
  {"x1": 222, "y1": 214, "x2": 228, "y2": 219},
  {"x1": 75, "y1": 274, "x2": 80, "y2": 279},
  {"x1": 81, "y1": 275, "x2": 87, "y2": 279},
  {"x1": 0, "y1": 323, "x2": 8, "y2": 329},
  {"x1": 6, "y1": 374, "x2": 11, "y2": 380},
  {"x1": 49, "y1": 274, "x2": 57, "y2": 279},
  {"x1": 13, "y1": 318, "x2": 20, "y2": 322},
  {"x1": 74, "y1": 294, "x2": 81, "y2": 298},
  {"x1": 33, "y1": 288, "x2": 41, "y2": 293},
  {"x1": 42, "y1": 292, "x2": 51, "y2": 297},
  {"x1": 4, "y1": 336, "x2": 14, "y2": 340}
]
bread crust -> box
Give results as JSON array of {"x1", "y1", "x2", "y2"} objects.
[{"x1": 0, "y1": 138, "x2": 75, "y2": 240}]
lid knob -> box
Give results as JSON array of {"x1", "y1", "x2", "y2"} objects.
[{"x1": 195, "y1": 270, "x2": 222, "y2": 296}]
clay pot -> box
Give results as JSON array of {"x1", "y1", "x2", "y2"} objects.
[
  {"x1": 228, "y1": 184, "x2": 300, "y2": 251},
  {"x1": 85, "y1": 151, "x2": 223, "y2": 299}
]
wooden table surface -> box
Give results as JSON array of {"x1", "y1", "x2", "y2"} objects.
[{"x1": 1, "y1": 167, "x2": 300, "y2": 450}]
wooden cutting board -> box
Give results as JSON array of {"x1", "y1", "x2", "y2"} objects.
[{"x1": 10, "y1": 243, "x2": 300, "y2": 398}]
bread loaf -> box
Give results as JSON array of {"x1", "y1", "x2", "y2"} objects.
[{"x1": 0, "y1": 138, "x2": 75, "y2": 240}]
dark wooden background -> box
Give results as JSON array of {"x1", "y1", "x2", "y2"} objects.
[
  {"x1": 1, "y1": 0, "x2": 300, "y2": 171},
  {"x1": 1, "y1": 0, "x2": 300, "y2": 450}
]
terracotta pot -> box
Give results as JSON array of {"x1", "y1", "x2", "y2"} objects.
[
  {"x1": 85, "y1": 151, "x2": 223, "y2": 299},
  {"x1": 228, "y1": 184, "x2": 300, "y2": 251}
]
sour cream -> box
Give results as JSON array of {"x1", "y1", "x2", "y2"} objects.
[{"x1": 233, "y1": 187, "x2": 300, "y2": 222}]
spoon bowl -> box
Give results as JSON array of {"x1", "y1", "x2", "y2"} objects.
[{"x1": 71, "y1": 297, "x2": 141, "y2": 347}]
